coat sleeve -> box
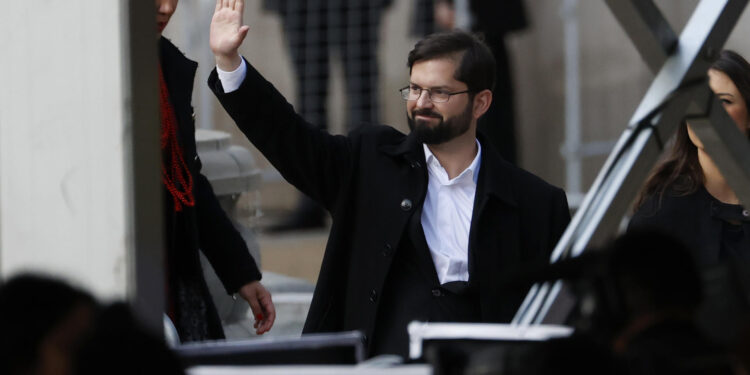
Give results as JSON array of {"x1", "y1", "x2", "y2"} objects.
[
  {"x1": 208, "y1": 59, "x2": 353, "y2": 212},
  {"x1": 194, "y1": 168, "x2": 262, "y2": 295}
]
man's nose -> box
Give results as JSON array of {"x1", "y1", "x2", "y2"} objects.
[{"x1": 415, "y1": 90, "x2": 433, "y2": 108}]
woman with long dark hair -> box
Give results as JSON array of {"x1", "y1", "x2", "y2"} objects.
[{"x1": 630, "y1": 50, "x2": 750, "y2": 266}]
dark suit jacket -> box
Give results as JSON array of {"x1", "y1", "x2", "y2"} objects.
[
  {"x1": 208, "y1": 60, "x2": 570, "y2": 348},
  {"x1": 160, "y1": 38, "x2": 261, "y2": 342}
]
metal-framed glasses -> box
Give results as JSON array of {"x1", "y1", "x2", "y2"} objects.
[{"x1": 399, "y1": 86, "x2": 472, "y2": 103}]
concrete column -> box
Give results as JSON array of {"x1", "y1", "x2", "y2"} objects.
[{"x1": 0, "y1": 1, "x2": 163, "y2": 332}]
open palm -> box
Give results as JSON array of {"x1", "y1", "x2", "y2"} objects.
[{"x1": 210, "y1": 0, "x2": 249, "y2": 60}]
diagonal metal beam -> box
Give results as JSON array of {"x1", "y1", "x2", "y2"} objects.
[
  {"x1": 605, "y1": 0, "x2": 678, "y2": 72},
  {"x1": 513, "y1": 0, "x2": 749, "y2": 326},
  {"x1": 688, "y1": 95, "x2": 750, "y2": 207},
  {"x1": 610, "y1": 0, "x2": 750, "y2": 205}
]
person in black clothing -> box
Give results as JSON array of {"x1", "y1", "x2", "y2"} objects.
[
  {"x1": 155, "y1": 0, "x2": 274, "y2": 342},
  {"x1": 630, "y1": 50, "x2": 750, "y2": 266},
  {"x1": 209, "y1": 0, "x2": 569, "y2": 358}
]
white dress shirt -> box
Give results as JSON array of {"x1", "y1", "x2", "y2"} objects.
[
  {"x1": 217, "y1": 59, "x2": 482, "y2": 284},
  {"x1": 216, "y1": 58, "x2": 247, "y2": 93},
  {"x1": 421, "y1": 141, "x2": 481, "y2": 284}
]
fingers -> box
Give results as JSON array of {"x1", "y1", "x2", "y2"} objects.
[
  {"x1": 236, "y1": 0, "x2": 244, "y2": 14},
  {"x1": 246, "y1": 293, "x2": 263, "y2": 324},
  {"x1": 215, "y1": 0, "x2": 221, "y2": 12},
  {"x1": 257, "y1": 292, "x2": 276, "y2": 334},
  {"x1": 238, "y1": 282, "x2": 275, "y2": 335}
]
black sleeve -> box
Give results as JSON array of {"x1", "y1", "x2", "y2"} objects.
[
  {"x1": 194, "y1": 170, "x2": 261, "y2": 295},
  {"x1": 208, "y1": 59, "x2": 354, "y2": 212}
]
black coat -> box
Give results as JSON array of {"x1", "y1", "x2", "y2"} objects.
[
  {"x1": 160, "y1": 38, "x2": 261, "y2": 342},
  {"x1": 208, "y1": 61, "x2": 570, "y2": 347},
  {"x1": 629, "y1": 186, "x2": 750, "y2": 267}
]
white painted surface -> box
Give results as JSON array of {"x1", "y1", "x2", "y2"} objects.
[
  {"x1": 0, "y1": 1, "x2": 130, "y2": 299},
  {"x1": 188, "y1": 365, "x2": 432, "y2": 375}
]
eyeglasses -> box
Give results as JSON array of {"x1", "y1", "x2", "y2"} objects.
[{"x1": 399, "y1": 86, "x2": 472, "y2": 103}]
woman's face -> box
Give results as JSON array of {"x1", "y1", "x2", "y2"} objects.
[
  {"x1": 156, "y1": 0, "x2": 178, "y2": 35},
  {"x1": 687, "y1": 69, "x2": 750, "y2": 149}
]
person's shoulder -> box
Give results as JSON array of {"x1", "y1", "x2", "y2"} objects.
[
  {"x1": 480, "y1": 156, "x2": 568, "y2": 216},
  {"x1": 348, "y1": 124, "x2": 408, "y2": 146},
  {"x1": 511, "y1": 164, "x2": 564, "y2": 195},
  {"x1": 478, "y1": 136, "x2": 563, "y2": 196},
  {"x1": 642, "y1": 187, "x2": 705, "y2": 214},
  {"x1": 486, "y1": 155, "x2": 564, "y2": 201},
  {"x1": 159, "y1": 36, "x2": 197, "y2": 67},
  {"x1": 629, "y1": 187, "x2": 704, "y2": 229}
]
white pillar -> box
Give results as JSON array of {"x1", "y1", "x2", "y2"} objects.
[{"x1": 0, "y1": 1, "x2": 163, "y2": 331}]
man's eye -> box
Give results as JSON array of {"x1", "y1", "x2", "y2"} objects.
[{"x1": 721, "y1": 98, "x2": 732, "y2": 104}]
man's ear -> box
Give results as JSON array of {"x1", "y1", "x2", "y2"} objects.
[{"x1": 472, "y1": 89, "x2": 492, "y2": 120}]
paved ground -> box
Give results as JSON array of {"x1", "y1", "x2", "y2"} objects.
[
  {"x1": 257, "y1": 226, "x2": 328, "y2": 285},
  {"x1": 211, "y1": 171, "x2": 333, "y2": 340}
]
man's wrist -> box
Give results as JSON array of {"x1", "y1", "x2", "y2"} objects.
[
  {"x1": 216, "y1": 53, "x2": 243, "y2": 72},
  {"x1": 217, "y1": 57, "x2": 247, "y2": 93}
]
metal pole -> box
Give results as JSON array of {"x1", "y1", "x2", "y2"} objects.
[{"x1": 562, "y1": 0, "x2": 583, "y2": 199}]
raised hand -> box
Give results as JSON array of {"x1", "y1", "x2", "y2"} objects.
[{"x1": 210, "y1": 0, "x2": 249, "y2": 71}]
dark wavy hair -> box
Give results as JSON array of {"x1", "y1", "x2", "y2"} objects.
[
  {"x1": 407, "y1": 30, "x2": 496, "y2": 96},
  {"x1": 0, "y1": 274, "x2": 97, "y2": 375},
  {"x1": 634, "y1": 50, "x2": 750, "y2": 209}
]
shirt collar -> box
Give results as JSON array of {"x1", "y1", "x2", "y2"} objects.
[{"x1": 423, "y1": 139, "x2": 482, "y2": 185}]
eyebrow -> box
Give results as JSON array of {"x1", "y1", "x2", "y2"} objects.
[
  {"x1": 716, "y1": 92, "x2": 735, "y2": 97},
  {"x1": 409, "y1": 82, "x2": 453, "y2": 91}
]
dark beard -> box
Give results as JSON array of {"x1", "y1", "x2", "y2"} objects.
[{"x1": 407, "y1": 105, "x2": 473, "y2": 145}]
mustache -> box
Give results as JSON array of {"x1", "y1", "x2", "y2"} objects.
[{"x1": 412, "y1": 109, "x2": 442, "y2": 119}]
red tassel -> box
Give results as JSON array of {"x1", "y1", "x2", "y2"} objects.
[{"x1": 158, "y1": 66, "x2": 195, "y2": 212}]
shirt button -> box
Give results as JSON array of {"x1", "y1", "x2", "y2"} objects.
[
  {"x1": 431, "y1": 288, "x2": 443, "y2": 297},
  {"x1": 743, "y1": 209, "x2": 749, "y2": 217},
  {"x1": 369, "y1": 289, "x2": 377, "y2": 302},
  {"x1": 382, "y1": 243, "x2": 392, "y2": 257},
  {"x1": 400, "y1": 199, "x2": 413, "y2": 211}
]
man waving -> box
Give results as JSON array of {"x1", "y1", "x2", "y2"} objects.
[{"x1": 209, "y1": 0, "x2": 569, "y2": 358}]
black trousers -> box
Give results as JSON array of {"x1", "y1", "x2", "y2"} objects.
[{"x1": 277, "y1": 1, "x2": 385, "y2": 130}]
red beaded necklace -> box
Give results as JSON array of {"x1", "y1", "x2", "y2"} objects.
[{"x1": 159, "y1": 66, "x2": 195, "y2": 212}]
